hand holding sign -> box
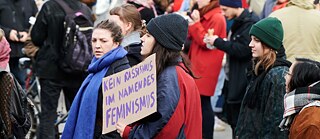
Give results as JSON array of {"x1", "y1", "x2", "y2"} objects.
[{"x1": 116, "y1": 122, "x2": 125, "y2": 137}]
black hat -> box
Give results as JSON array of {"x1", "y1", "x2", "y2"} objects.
[{"x1": 146, "y1": 13, "x2": 188, "y2": 51}]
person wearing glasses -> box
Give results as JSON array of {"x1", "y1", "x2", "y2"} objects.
[
  {"x1": 280, "y1": 58, "x2": 320, "y2": 139},
  {"x1": 235, "y1": 17, "x2": 291, "y2": 138}
]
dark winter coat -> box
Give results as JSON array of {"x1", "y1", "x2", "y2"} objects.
[
  {"x1": 0, "y1": 0, "x2": 37, "y2": 57},
  {"x1": 236, "y1": 62, "x2": 289, "y2": 139},
  {"x1": 31, "y1": 0, "x2": 92, "y2": 80},
  {"x1": 213, "y1": 9, "x2": 259, "y2": 103}
]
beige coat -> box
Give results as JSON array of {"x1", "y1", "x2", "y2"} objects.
[{"x1": 269, "y1": 1, "x2": 320, "y2": 62}]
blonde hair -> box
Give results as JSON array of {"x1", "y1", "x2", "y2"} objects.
[
  {"x1": 254, "y1": 44, "x2": 277, "y2": 75},
  {"x1": 110, "y1": 4, "x2": 142, "y2": 32}
]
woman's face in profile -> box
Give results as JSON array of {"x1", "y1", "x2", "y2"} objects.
[
  {"x1": 249, "y1": 36, "x2": 271, "y2": 58},
  {"x1": 140, "y1": 32, "x2": 156, "y2": 56},
  {"x1": 91, "y1": 28, "x2": 119, "y2": 58},
  {"x1": 285, "y1": 62, "x2": 296, "y2": 93}
]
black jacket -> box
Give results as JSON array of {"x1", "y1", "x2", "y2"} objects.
[
  {"x1": 121, "y1": 31, "x2": 143, "y2": 66},
  {"x1": 31, "y1": 0, "x2": 92, "y2": 80},
  {"x1": 214, "y1": 9, "x2": 259, "y2": 103},
  {"x1": 125, "y1": 43, "x2": 143, "y2": 66},
  {"x1": 95, "y1": 56, "x2": 130, "y2": 139},
  {"x1": 0, "y1": 0, "x2": 37, "y2": 57}
]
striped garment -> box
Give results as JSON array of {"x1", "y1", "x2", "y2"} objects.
[{"x1": 279, "y1": 81, "x2": 320, "y2": 130}]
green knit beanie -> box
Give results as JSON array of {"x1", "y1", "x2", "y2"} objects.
[{"x1": 249, "y1": 17, "x2": 283, "y2": 50}]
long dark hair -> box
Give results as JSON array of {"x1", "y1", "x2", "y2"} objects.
[
  {"x1": 288, "y1": 58, "x2": 320, "y2": 92},
  {"x1": 148, "y1": 42, "x2": 197, "y2": 78}
]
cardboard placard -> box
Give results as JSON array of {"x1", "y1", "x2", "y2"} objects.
[{"x1": 102, "y1": 54, "x2": 157, "y2": 134}]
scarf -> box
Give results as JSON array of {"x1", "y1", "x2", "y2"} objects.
[
  {"x1": 279, "y1": 81, "x2": 320, "y2": 130},
  {"x1": 245, "y1": 58, "x2": 291, "y2": 109},
  {"x1": 61, "y1": 47, "x2": 127, "y2": 139},
  {"x1": 0, "y1": 37, "x2": 11, "y2": 70}
]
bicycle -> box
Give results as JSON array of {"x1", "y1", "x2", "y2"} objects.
[
  {"x1": 19, "y1": 57, "x2": 40, "y2": 139},
  {"x1": 19, "y1": 57, "x2": 68, "y2": 139}
]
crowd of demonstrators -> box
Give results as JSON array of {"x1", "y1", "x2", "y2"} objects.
[
  {"x1": 62, "y1": 20, "x2": 130, "y2": 139},
  {"x1": 269, "y1": 0, "x2": 320, "y2": 62},
  {"x1": 236, "y1": 17, "x2": 291, "y2": 139},
  {"x1": 30, "y1": 0, "x2": 93, "y2": 138},
  {"x1": 204, "y1": 0, "x2": 259, "y2": 138},
  {"x1": 0, "y1": 0, "x2": 38, "y2": 88},
  {"x1": 109, "y1": 4, "x2": 143, "y2": 66},
  {"x1": 116, "y1": 13, "x2": 202, "y2": 139},
  {"x1": 187, "y1": 0, "x2": 226, "y2": 138},
  {"x1": 280, "y1": 58, "x2": 320, "y2": 139},
  {"x1": 2, "y1": 0, "x2": 320, "y2": 138}
]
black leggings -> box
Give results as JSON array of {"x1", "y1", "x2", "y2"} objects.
[{"x1": 201, "y1": 96, "x2": 215, "y2": 139}]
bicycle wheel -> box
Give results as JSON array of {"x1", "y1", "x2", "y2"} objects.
[{"x1": 26, "y1": 97, "x2": 40, "y2": 139}]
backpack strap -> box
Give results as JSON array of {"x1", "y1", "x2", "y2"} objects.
[{"x1": 55, "y1": 0, "x2": 75, "y2": 15}]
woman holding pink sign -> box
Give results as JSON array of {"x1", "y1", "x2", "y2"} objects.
[{"x1": 116, "y1": 13, "x2": 202, "y2": 139}]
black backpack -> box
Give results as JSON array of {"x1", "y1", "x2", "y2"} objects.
[
  {"x1": 0, "y1": 71, "x2": 31, "y2": 139},
  {"x1": 55, "y1": 0, "x2": 94, "y2": 74}
]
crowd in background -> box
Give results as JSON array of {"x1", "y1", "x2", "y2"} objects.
[{"x1": 1, "y1": 0, "x2": 320, "y2": 138}]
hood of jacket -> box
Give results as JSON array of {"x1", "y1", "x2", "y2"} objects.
[{"x1": 287, "y1": 0, "x2": 315, "y2": 10}]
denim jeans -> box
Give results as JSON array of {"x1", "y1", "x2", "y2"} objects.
[{"x1": 211, "y1": 68, "x2": 226, "y2": 113}]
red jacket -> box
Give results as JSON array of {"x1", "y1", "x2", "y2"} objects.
[
  {"x1": 188, "y1": 7, "x2": 227, "y2": 96},
  {"x1": 122, "y1": 65, "x2": 202, "y2": 139}
]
